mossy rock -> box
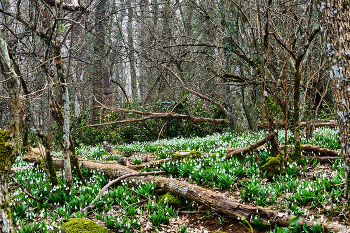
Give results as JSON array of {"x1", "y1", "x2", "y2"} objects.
[
  {"x1": 61, "y1": 218, "x2": 112, "y2": 233},
  {"x1": 171, "y1": 150, "x2": 202, "y2": 161},
  {"x1": 261, "y1": 153, "x2": 285, "y2": 179},
  {"x1": 157, "y1": 192, "x2": 182, "y2": 208}
]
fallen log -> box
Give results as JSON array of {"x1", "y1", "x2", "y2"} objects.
[
  {"x1": 21, "y1": 154, "x2": 347, "y2": 231},
  {"x1": 226, "y1": 132, "x2": 278, "y2": 159},
  {"x1": 127, "y1": 159, "x2": 170, "y2": 170},
  {"x1": 10, "y1": 166, "x2": 32, "y2": 173},
  {"x1": 301, "y1": 144, "x2": 339, "y2": 157}
]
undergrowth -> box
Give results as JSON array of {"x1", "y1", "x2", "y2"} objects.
[{"x1": 10, "y1": 127, "x2": 345, "y2": 232}]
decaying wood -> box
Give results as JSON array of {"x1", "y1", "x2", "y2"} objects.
[
  {"x1": 226, "y1": 131, "x2": 278, "y2": 159},
  {"x1": 22, "y1": 153, "x2": 347, "y2": 231},
  {"x1": 71, "y1": 171, "x2": 165, "y2": 217}
]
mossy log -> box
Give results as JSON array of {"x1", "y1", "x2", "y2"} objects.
[
  {"x1": 21, "y1": 153, "x2": 347, "y2": 231},
  {"x1": 226, "y1": 132, "x2": 278, "y2": 159}
]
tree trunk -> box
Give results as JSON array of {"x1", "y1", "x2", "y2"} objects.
[
  {"x1": 0, "y1": 35, "x2": 21, "y2": 233},
  {"x1": 127, "y1": 0, "x2": 138, "y2": 102},
  {"x1": 55, "y1": 48, "x2": 73, "y2": 188},
  {"x1": 317, "y1": 0, "x2": 350, "y2": 203},
  {"x1": 291, "y1": 64, "x2": 302, "y2": 162},
  {"x1": 92, "y1": 0, "x2": 107, "y2": 122}
]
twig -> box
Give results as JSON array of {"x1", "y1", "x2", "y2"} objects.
[{"x1": 9, "y1": 175, "x2": 44, "y2": 202}]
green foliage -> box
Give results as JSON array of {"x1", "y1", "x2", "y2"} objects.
[
  {"x1": 11, "y1": 127, "x2": 345, "y2": 231},
  {"x1": 179, "y1": 224, "x2": 188, "y2": 233},
  {"x1": 70, "y1": 97, "x2": 226, "y2": 146},
  {"x1": 269, "y1": 222, "x2": 323, "y2": 233},
  {"x1": 16, "y1": 221, "x2": 49, "y2": 233}
]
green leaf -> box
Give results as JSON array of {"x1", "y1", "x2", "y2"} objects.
[{"x1": 289, "y1": 215, "x2": 300, "y2": 226}]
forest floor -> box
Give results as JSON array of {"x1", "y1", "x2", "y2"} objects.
[{"x1": 10, "y1": 127, "x2": 347, "y2": 232}]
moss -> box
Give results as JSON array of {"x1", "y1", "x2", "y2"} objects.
[
  {"x1": 157, "y1": 192, "x2": 182, "y2": 208},
  {"x1": 290, "y1": 142, "x2": 302, "y2": 163},
  {"x1": 39, "y1": 157, "x2": 45, "y2": 170},
  {"x1": 172, "y1": 150, "x2": 202, "y2": 161},
  {"x1": 61, "y1": 218, "x2": 112, "y2": 233},
  {"x1": 46, "y1": 151, "x2": 59, "y2": 186},
  {"x1": 0, "y1": 129, "x2": 12, "y2": 172},
  {"x1": 0, "y1": 201, "x2": 11, "y2": 219},
  {"x1": 261, "y1": 153, "x2": 285, "y2": 179}
]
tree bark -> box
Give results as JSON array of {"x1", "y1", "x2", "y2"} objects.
[
  {"x1": 92, "y1": 0, "x2": 107, "y2": 122},
  {"x1": 127, "y1": 0, "x2": 138, "y2": 102},
  {"x1": 55, "y1": 50, "x2": 73, "y2": 189},
  {"x1": 0, "y1": 34, "x2": 21, "y2": 233},
  {"x1": 317, "y1": 0, "x2": 350, "y2": 202},
  {"x1": 292, "y1": 64, "x2": 303, "y2": 162}
]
